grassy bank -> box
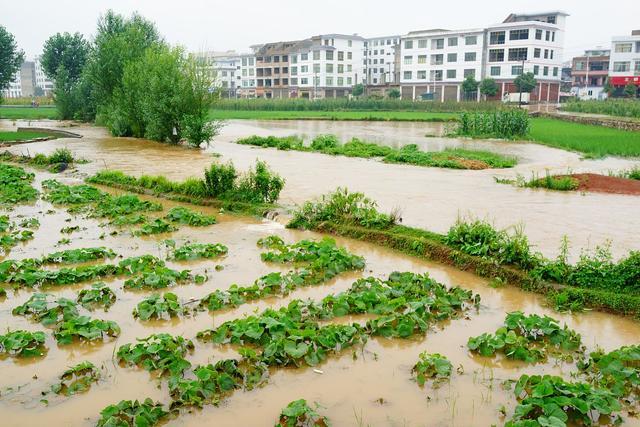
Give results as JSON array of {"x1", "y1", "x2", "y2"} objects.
[
  {"x1": 561, "y1": 99, "x2": 640, "y2": 119},
  {"x1": 0, "y1": 106, "x2": 58, "y2": 120},
  {"x1": 208, "y1": 109, "x2": 457, "y2": 122},
  {"x1": 0, "y1": 130, "x2": 55, "y2": 142},
  {"x1": 236, "y1": 134, "x2": 517, "y2": 169},
  {"x1": 528, "y1": 118, "x2": 640, "y2": 157}
]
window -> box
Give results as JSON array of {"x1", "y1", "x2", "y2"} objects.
[
  {"x1": 464, "y1": 69, "x2": 475, "y2": 78},
  {"x1": 404, "y1": 40, "x2": 413, "y2": 49},
  {"x1": 418, "y1": 39, "x2": 427, "y2": 48},
  {"x1": 431, "y1": 54, "x2": 443, "y2": 65},
  {"x1": 326, "y1": 63, "x2": 334, "y2": 73},
  {"x1": 615, "y1": 43, "x2": 633, "y2": 53},
  {"x1": 508, "y1": 48, "x2": 528, "y2": 61},
  {"x1": 509, "y1": 29, "x2": 529, "y2": 40},
  {"x1": 547, "y1": 15, "x2": 556, "y2": 24},
  {"x1": 338, "y1": 51, "x2": 344, "y2": 61},
  {"x1": 404, "y1": 55, "x2": 413, "y2": 65},
  {"x1": 338, "y1": 64, "x2": 344, "y2": 73},
  {"x1": 511, "y1": 65, "x2": 523, "y2": 76},
  {"x1": 417, "y1": 70, "x2": 427, "y2": 79},
  {"x1": 635, "y1": 61, "x2": 640, "y2": 72},
  {"x1": 373, "y1": 59, "x2": 378, "y2": 64},
  {"x1": 249, "y1": 58, "x2": 254, "y2": 66},
  {"x1": 533, "y1": 65, "x2": 539, "y2": 75},
  {"x1": 374, "y1": 50, "x2": 378, "y2": 55},
  {"x1": 465, "y1": 35, "x2": 477, "y2": 45},
  {"x1": 535, "y1": 29, "x2": 542, "y2": 40},
  {"x1": 290, "y1": 78, "x2": 297, "y2": 85},
  {"x1": 545, "y1": 31, "x2": 550, "y2": 41},
  {"x1": 337, "y1": 77, "x2": 344, "y2": 86},
  {"x1": 488, "y1": 49, "x2": 504, "y2": 62},
  {"x1": 447, "y1": 53, "x2": 457, "y2": 62},
  {"x1": 348, "y1": 40, "x2": 352, "y2": 47},
  {"x1": 313, "y1": 64, "x2": 320, "y2": 73},
  {"x1": 446, "y1": 69, "x2": 456, "y2": 79},
  {"x1": 534, "y1": 48, "x2": 541, "y2": 58},
  {"x1": 432, "y1": 38, "x2": 444, "y2": 49},
  {"x1": 326, "y1": 77, "x2": 333, "y2": 86},
  {"x1": 325, "y1": 50, "x2": 333, "y2": 60},
  {"x1": 448, "y1": 37, "x2": 458, "y2": 46},
  {"x1": 242, "y1": 58, "x2": 247, "y2": 66},
  {"x1": 301, "y1": 65, "x2": 308, "y2": 73},
  {"x1": 553, "y1": 67, "x2": 558, "y2": 77},
  {"x1": 403, "y1": 71, "x2": 412, "y2": 80},
  {"x1": 430, "y1": 70, "x2": 443, "y2": 81},
  {"x1": 291, "y1": 55, "x2": 297, "y2": 64},
  {"x1": 490, "y1": 31, "x2": 505, "y2": 44},
  {"x1": 313, "y1": 51, "x2": 320, "y2": 60},
  {"x1": 418, "y1": 55, "x2": 427, "y2": 64},
  {"x1": 242, "y1": 69, "x2": 247, "y2": 77},
  {"x1": 273, "y1": 56, "x2": 280, "y2": 63},
  {"x1": 464, "y1": 52, "x2": 476, "y2": 62},
  {"x1": 379, "y1": 67, "x2": 384, "y2": 73},
  {"x1": 552, "y1": 32, "x2": 555, "y2": 42},
  {"x1": 291, "y1": 66, "x2": 297, "y2": 76},
  {"x1": 550, "y1": 50, "x2": 554, "y2": 60},
  {"x1": 544, "y1": 49, "x2": 548, "y2": 59},
  {"x1": 490, "y1": 66, "x2": 501, "y2": 76},
  {"x1": 347, "y1": 52, "x2": 352, "y2": 60},
  {"x1": 347, "y1": 64, "x2": 352, "y2": 72},
  {"x1": 301, "y1": 53, "x2": 308, "y2": 61},
  {"x1": 543, "y1": 66, "x2": 549, "y2": 76},
  {"x1": 347, "y1": 77, "x2": 352, "y2": 85},
  {"x1": 613, "y1": 62, "x2": 630, "y2": 72}
]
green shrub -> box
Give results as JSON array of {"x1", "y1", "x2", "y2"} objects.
[
  {"x1": 203, "y1": 162, "x2": 237, "y2": 198},
  {"x1": 310, "y1": 134, "x2": 339, "y2": 150},
  {"x1": 523, "y1": 171, "x2": 580, "y2": 191},
  {"x1": 236, "y1": 160, "x2": 285, "y2": 204}
]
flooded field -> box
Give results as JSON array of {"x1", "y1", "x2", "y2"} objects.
[
  {"x1": 0, "y1": 165, "x2": 639, "y2": 427},
  {"x1": 2, "y1": 119, "x2": 639, "y2": 261}
]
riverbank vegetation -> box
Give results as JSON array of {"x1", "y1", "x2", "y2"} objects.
[
  {"x1": 0, "y1": 106, "x2": 58, "y2": 120},
  {"x1": 0, "y1": 149, "x2": 86, "y2": 173},
  {"x1": 208, "y1": 109, "x2": 458, "y2": 122},
  {"x1": 236, "y1": 134, "x2": 517, "y2": 169},
  {"x1": 0, "y1": 130, "x2": 56, "y2": 142},
  {"x1": 496, "y1": 171, "x2": 580, "y2": 192},
  {"x1": 561, "y1": 99, "x2": 640, "y2": 119},
  {"x1": 454, "y1": 110, "x2": 530, "y2": 139}
]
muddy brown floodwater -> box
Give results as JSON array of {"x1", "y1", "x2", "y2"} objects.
[
  {"x1": 0, "y1": 162, "x2": 638, "y2": 426},
  {"x1": 2, "y1": 118, "x2": 639, "y2": 262}
]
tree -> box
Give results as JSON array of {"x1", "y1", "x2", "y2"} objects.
[
  {"x1": 352, "y1": 83, "x2": 364, "y2": 97},
  {"x1": 461, "y1": 75, "x2": 479, "y2": 100},
  {"x1": 41, "y1": 32, "x2": 89, "y2": 81},
  {"x1": 603, "y1": 78, "x2": 614, "y2": 97},
  {"x1": 386, "y1": 88, "x2": 400, "y2": 99},
  {"x1": 0, "y1": 26, "x2": 24, "y2": 103},
  {"x1": 479, "y1": 78, "x2": 498, "y2": 98},
  {"x1": 623, "y1": 83, "x2": 637, "y2": 98},
  {"x1": 514, "y1": 72, "x2": 537, "y2": 93}
]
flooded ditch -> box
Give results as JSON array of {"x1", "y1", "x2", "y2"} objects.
[{"x1": 0, "y1": 162, "x2": 638, "y2": 426}]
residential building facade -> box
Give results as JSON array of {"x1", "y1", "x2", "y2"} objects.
[
  {"x1": 608, "y1": 30, "x2": 640, "y2": 95},
  {"x1": 399, "y1": 11, "x2": 568, "y2": 102},
  {"x1": 254, "y1": 41, "x2": 299, "y2": 98},
  {"x1": 196, "y1": 51, "x2": 257, "y2": 98},
  {"x1": 34, "y1": 56, "x2": 54, "y2": 96},
  {"x1": 364, "y1": 35, "x2": 400, "y2": 86},
  {"x1": 570, "y1": 49, "x2": 610, "y2": 100}
]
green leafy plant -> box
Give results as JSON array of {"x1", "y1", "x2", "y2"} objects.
[
  {"x1": 117, "y1": 333, "x2": 194, "y2": 376},
  {"x1": 165, "y1": 206, "x2": 216, "y2": 226},
  {"x1": 412, "y1": 352, "x2": 452, "y2": 387},
  {"x1": 53, "y1": 315, "x2": 120, "y2": 345},
  {"x1": 133, "y1": 293, "x2": 186, "y2": 321},
  {"x1": 12, "y1": 293, "x2": 79, "y2": 326},
  {"x1": 170, "y1": 242, "x2": 228, "y2": 261},
  {"x1": 51, "y1": 361, "x2": 99, "y2": 396},
  {"x1": 97, "y1": 398, "x2": 168, "y2": 427},
  {"x1": 76, "y1": 283, "x2": 117, "y2": 310},
  {"x1": 277, "y1": 399, "x2": 330, "y2": 427},
  {"x1": 0, "y1": 163, "x2": 38, "y2": 204},
  {"x1": 456, "y1": 110, "x2": 530, "y2": 139},
  {"x1": 134, "y1": 218, "x2": 178, "y2": 236},
  {"x1": 0, "y1": 330, "x2": 47, "y2": 357},
  {"x1": 578, "y1": 344, "x2": 640, "y2": 402}
]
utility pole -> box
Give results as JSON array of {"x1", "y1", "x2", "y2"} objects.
[{"x1": 518, "y1": 58, "x2": 525, "y2": 107}]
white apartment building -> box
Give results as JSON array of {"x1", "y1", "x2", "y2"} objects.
[
  {"x1": 34, "y1": 56, "x2": 54, "y2": 96},
  {"x1": 608, "y1": 30, "x2": 640, "y2": 93},
  {"x1": 400, "y1": 11, "x2": 568, "y2": 102},
  {"x1": 289, "y1": 34, "x2": 365, "y2": 98},
  {"x1": 364, "y1": 35, "x2": 400, "y2": 85},
  {"x1": 238, "y1": 53, "x2": 257, "y2": 97},
  {"x1": 1, "y1": 70, "x2": 22, "y2": 98},
  {"x1": 197, "y1": 51, "x2": 256, "y2": 98}
]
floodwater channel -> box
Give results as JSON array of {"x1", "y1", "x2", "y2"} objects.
[
  {"x1": 2, "y1": 118, "x2": 640, "y2": 262},
  {"x1": 0, "y1": 167, "x2": 638, "y2": 427}
]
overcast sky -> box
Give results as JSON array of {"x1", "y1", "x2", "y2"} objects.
[{"x1": 3, "y1": 0, "x2": 639, "y2": 62}]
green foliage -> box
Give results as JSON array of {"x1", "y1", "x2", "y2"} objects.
[
  {"x1": 514, "y1": 72, "x2": 537, "y2": 93},
  {"x1": 0, "y1": 163, "x2": 38, "y2": 204},
  {"x1": 237, "y1": 135, "x2": 304, "y2": 150},
  {"x1": 0, "y1": 26, "x2": 24, "y2": 101},
  {"x1": 54, "y1": 315, "x2": 120, "y2": 345},
  {"x1": 93, "y1": 194, "x2": 162, "y2": 219},
  {"x1": 277, "y1": 399, "x2": 330, "y2": 427},
  {"x1": 165, "y1": 206, "x2": 216, "y2": 226},
  {"x1": 520, "y1": 171, "x2": 580, "y2": 191},
  {"x1": 288, "y1": 188, "x2": 396, "y2": 230},
  {"x1": 97, "y1": 398, "x2": 168, "y2": 427},
  {"x1": 387, "y1": 88, "x2": 401, "y2": 99},
  {"x1": 0, "y1": 216, "x2": 37, "y2": 256},
  {"x1": 236, "y1": 160, "x2": 285, "y2": 204},
  {"x1": 13, "y1": 293, "x2": 79, "y2": 326},
  {"x1": 623, "y1": 83, "x2": 638, "y2": 98},
  {"x1": 77, "y1": 283, "x2": 117, "y2": 310},
  {"x1": 116, "y1": 333, "x2": 194, "y2": 376},
  {"x1": 456, "y1": 110, "x2": 530, "y2": 138},
  {"x1": 51, "y1": 361, "x2": 99, "y2": 396},
  {"x1": 133, "y1": 293, "x2": 186, "y2": 320},
  {"x1": 506, "y1": 374, "x2": 622, "y2": 426},
  {"x1": 134, "y1": 218, "x2": 178, "y2": 236},
  {"x1": 351, "y1": 84, "x2": 364, "y2": 97},
  {"x1": 461, "y1": 75, "x2": 479, "y2": 95},
  {"x1": 0, "y1": 330, "x2": 46, "y2": 357},
  {"x1": 170, "y1": 241, "x2": 228, "y2": 261},
  {"x1": 412, "y1": 352, "x2": 452, "y2": 387},
  {"x1": 467, "y1": 312, "x2": 582, "y2": 362},
  {"x1": 42, "y1": 179, "x2": 105, "y2": 205},
  {"x1": 203, "y1": 162, "x2": 238, "y2": 198},
  {"x1": 578, "y1": 345, "x2": 640, "y2": 401},
  {"x1": 43, "y1": 247, "x2": 116, "y2": 264},
  {"x1": 562, "y1": 99, "x2": 640, "y2": 118},
  {"x1": 479, "y1": 78, "x2": 499, "y2": 97}
]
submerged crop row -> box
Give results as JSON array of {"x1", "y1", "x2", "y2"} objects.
[
  {"x1": 0, "y1": 163, "x2": 38, "y2": 204},
  {"x1": 236, "y1": 134, "x2": 517, "y2": 170}
]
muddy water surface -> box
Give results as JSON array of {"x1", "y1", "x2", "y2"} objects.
[
  {"x1": 2, "y1": 119, "x2": 639, "y2": 261},
  {"x1": 0, "y1": 167, "x2": 638, "y2": 426}
]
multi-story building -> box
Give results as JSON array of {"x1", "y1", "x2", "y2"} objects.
[
  {"x1": 238, "y1": 53, "x2": 257, "y2": 98},
  {"x1": 196, "y1": 51, "x2": 257, "y2": 98},
  {"x1": 399, "y1": 11, "x2": 568, "y2": 102},
  {"x1": 254, "y1": 41, "x2": 299, "y2": 98},
  {"x1": 1, "y1": 70, "x2": 22, "y2": 98},
  {"x1": 608, "y1": 30, "x2": 640, "y2": 96},
  {"x1": 570, "y1": 49, "x2": 610, "y2": 100},
  {"x1": 364, "y1": 35, "x2": 401, "y2": 86},
  {"x1": 34, "y1": 56, "x2": 54, "y2": 96},
  {"x1": 289, "y1": 34, "x2": 365, "y2": 99}
]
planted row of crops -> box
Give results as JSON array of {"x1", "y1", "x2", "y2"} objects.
[
  {"x1": 236, "y1": 134, "x2": 517, "y2": 170},
  {"x1": 0, "y1": 149, "x2": 86, "y2": 173},
  {"x1": 0, "y1": 163, "x2": 38, "y2": 204},
  {"x1": 0, "y1": 214, "x2": 38, "y2": 257}
]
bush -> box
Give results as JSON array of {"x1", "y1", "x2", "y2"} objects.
[
  {"x1": 310, "y1": 134, "x2": 339, "y2": 151},
  {"x1": 236, "y1": 160, "x2": 285, "y2": 204},
  {"x1": 456, "y1": 110, "x2": 530, "y2": 139},
  {"x1": 203, "y1": 162, "x2": 237, "y2": 198}
]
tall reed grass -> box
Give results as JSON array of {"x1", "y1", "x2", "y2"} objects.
[{"x1": 456, "y1": 110, "x2": 530, "y2": 139}]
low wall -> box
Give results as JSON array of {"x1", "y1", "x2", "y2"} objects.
[{"x1": 17, "y1": 127, "x2": 83, "y2": 138}]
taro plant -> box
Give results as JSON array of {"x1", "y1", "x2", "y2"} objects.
[
  {"x1": 51, "y1": 361, "x2": 100, "y2": 396},
  {"x1": 578, "y1": 344, "x2": 640, "y2": 402},
  {"x1": 12, "y1": 293, "x2": 80, "y2": 326},
  {"x1": 0, "y1": 330, "x2": 47, "y2": 357},
  {"x1": 97, "y1": 398, "x2": 168, "y2": 427},
  {"x1": 165, "y1": 206, "x2": 216, "y2": 226},
  {"x1": 134, "y1": 218, "x2": 178, "y2": 236},
  {"x1": 76, "y1": 283, "x2": 117, "y2": 310},
  {"x1": 412, "y1": 352, "x2": 453, "y2": 387},
  {"x1": 0, "y1": 163, "x2": 39, "y2": 204},
  {"x1": 53, "y1": 315, "x2": 120, "y2": 345},
  {"x1": 116, "y1": 333, "x2": 194, "y2": 376},
  {"x1": 133, "y1": 293, "x2": 187, "y2": 321},
  {"x1": 169, "y1": 241, "x2": 228, "y2": 261},
  {"x1": 276, "y1": 399, "x2": 330, "y2": 427}
]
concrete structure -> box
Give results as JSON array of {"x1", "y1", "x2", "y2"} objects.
[
  {"x1": 364, "y1": 35, "x2": 401, "y2": 86},
  {"x1": 608, "y1": 30, "x2": 640, "y2": 95},
  {"x1": 570, "y1": 49, "x2": 610, "y2": 100},
  {"x1": 34, "y1": 56, "x2": 54, "y2": 96},
  {"x1": 289, "y1": 34, "x2": 365, "y2": 99},
  {"x1": 399, "y1": 11, "x2": 568, "y2": 102},
  {"x1": 253, "y1": 41, "x2": 299, "y2": 98}
]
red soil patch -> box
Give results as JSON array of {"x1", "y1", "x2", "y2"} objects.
[{"x1": 570, "y1": 173, "x2": 640, "y2": 195}]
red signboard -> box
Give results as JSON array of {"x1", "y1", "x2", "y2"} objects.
[{"x1": 610, "y1": 76, "x2": 640, "y2": 86}]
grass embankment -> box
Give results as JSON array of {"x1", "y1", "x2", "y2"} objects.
[
  {"x1": 561, "y1": 99, "x2": 640, "y2": 119},
  {"x1": 209, "y1": 109, "x2": 458, "y2": 122},
  {"x1": 0, "y1": 130, "x2": 55, "y2": 142},
  {"x1": 236, "y1": 134, "x2": 517, "y2": 169},
  {"x1": 286, "y1": 188, "x2": 640, "y2": 317},
  {"x1": 0, "y1": 106, "x2": 58, "y2": 120}
]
